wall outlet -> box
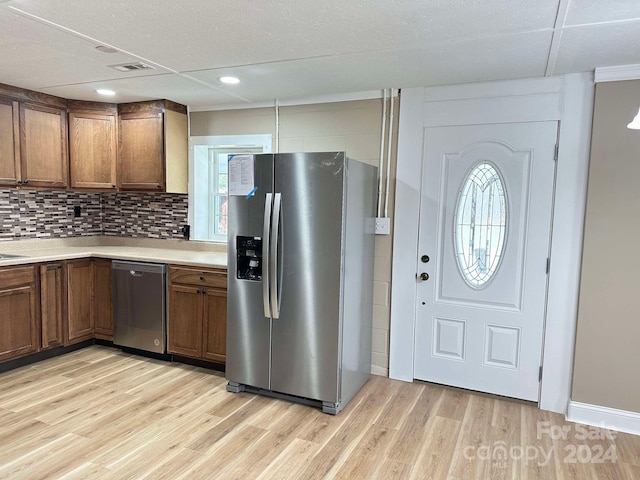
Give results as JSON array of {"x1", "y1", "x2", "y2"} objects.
[
  {"x1": 73, "y1": 205, "x2": 81, "y2": 217},
  {"x1": 375, "y1": 217, "x2": 390, "y2": 235}
]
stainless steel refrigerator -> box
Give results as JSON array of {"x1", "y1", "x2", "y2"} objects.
[{"x1": 226, "y1": 152, "x2": 376, "y2": 414}]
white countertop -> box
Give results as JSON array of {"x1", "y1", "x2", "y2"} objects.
[{"x1": 0, "y1": 236, "x2": 227, "y2": 269}]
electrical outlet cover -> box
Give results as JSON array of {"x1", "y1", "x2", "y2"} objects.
[{"x1": 375, "y1": 217, "x2": 390, "y2": 235}]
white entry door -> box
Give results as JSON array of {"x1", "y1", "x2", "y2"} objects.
[{"x1": 414, "y1": 121, "x2": 557, "y2": 401}]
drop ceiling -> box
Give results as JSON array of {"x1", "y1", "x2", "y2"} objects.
[{"x1": 1, "y1": 0, "x2": 639, "y2": 109}]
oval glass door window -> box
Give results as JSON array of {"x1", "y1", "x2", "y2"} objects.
[{"x1": 454, "y1": 162, "x2": 507, "y2": 288}]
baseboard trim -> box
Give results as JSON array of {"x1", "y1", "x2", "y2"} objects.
[{"x1": 567, "y1": 400, "x2": 640, "y2": 436}]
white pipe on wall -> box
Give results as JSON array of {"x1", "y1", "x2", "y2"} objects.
[
  {"x1": 275, "y1": 99, "x2": 280, "y2": 153},
  {"x1": 384, "y1": 89, "x2": 395, "y2": 218},
  {"x1": 377, "y1": 89, "x2": 387, "y2": 217}
]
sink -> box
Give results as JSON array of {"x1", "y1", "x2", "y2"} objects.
[{"x1": 0, "y1": 254, "x2": 29, "y2": 261}]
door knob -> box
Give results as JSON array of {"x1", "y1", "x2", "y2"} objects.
[{"x1": 420, "y1": 272, "x2": 429, "y2": 281}]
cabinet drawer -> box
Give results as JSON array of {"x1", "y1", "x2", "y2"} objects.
[
  {"x1": 169, "y1": 266, "x2": 226, "y2": 288},
  {"x1": 0, "y1": 265, "x2": 36, "y2": 289}
]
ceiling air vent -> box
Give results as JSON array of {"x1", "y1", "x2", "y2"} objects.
[{"x1": 109, "y1": 62, "x2": 155, "y2": 72}]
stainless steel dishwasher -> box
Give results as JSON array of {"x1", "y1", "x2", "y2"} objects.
[{"x1": 112, "y1": 261, "x2": 167, "y2": 354}]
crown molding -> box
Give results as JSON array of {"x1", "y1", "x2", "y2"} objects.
[{"x1": 594, "y1": 64, "x2": 640, "y2": 83}]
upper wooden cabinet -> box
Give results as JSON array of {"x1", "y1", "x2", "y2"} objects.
[
  {"x1": 68, "y1": 101, "x2": 118, "y2": 190},
  {"x1": 0, "y1": 84, "x2": 68, "y2": 188},
  {"x1": 20, "y1": 103, "x2": 68, "y2": 188},
  {"x1": 118, "y1": 100, "x2": 187, "y2": 193},
  {"x1": 0, "y1": 97, "x2": 20, "y2": 185}
]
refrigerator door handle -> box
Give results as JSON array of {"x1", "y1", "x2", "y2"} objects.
[
  {"x1": 262, "y1": 193, "x2": 273, "y2": 318},
  {"x1": 270, "y1": 193, "x2": 282, "y2": 319}
]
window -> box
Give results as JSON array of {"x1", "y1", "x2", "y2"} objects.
[
  {"x1": 189, "y1": 135, "x2": 271, "y2": 242},
  {"x1": 454, "y1": 162, "x2": 507, "y2": 288}
]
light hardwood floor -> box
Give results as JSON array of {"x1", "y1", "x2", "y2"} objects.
[{"x1": 0, "y1": 346, "x2": 638, "y2": 479}]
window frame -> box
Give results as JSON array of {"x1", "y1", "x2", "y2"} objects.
[{"x1": 188, "y1": 135, "x2": 272, "y2": 243}]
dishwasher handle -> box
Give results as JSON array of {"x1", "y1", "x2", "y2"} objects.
[{"x1": 129, "y1": 270, "x2": 144, "y2": 277}]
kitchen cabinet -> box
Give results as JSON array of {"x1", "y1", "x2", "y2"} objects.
[
  {"x1": 0, "y1": 265, "x2": 39, "y2": 362},
  {"x1": 93, "y1": 259, "x2": 113, "y2": 340},
  {"x1": 66, "y1": 259, "x2": 94, "y2": 344},
  {"x1": 68, "y1": 101, "x2": 117, "y2": 190},
  {"x1": 0, "y1": 84, "x2": 68, "y2": 188},
  {"x1": 19, "y1": 102, "x2": 68, "y2": 188},
  {"x1": 0, "y1": 97, "x2": 20, "y2": 185},
  {"x1": 40, "y1": 263, "x2": 65, "y2": 350},
  {"x1": 118, "y1": 100, "x2": 187, "y2": 193},
  {"x1": 168, "y1": 265, "x2": 226, "y2": 363}
]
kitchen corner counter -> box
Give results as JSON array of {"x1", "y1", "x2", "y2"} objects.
[{"x1": 0, "y1": 236, "x2": 227, "y2": 269}]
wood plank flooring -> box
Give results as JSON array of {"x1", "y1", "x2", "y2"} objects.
[{"x1": 0, "y1": 346, "x2": 638, "y2": 479}]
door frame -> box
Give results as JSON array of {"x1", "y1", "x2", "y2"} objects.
[{"x1": 389, "y1": 74, "x2": 595, "y2": 414}]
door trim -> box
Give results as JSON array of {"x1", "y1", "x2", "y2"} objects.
[{"x1": 389, "y1": 74, "x2": 594, "y2": 413}]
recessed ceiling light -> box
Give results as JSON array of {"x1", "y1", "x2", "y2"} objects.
[
  {"x1": 219, "y1": 76, "x2": 240, "y2": 85},
  {"x1": 95, "y1": 45, "x2": 119, "y2": 54},
  {"x1": 96, "y1": 89, "x2": 116, "y2": 96}
]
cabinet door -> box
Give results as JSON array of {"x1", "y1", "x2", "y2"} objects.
[
  {"x1": 0, "y1": 97, "x2": 20, "y2": 186},
  {"x1": 0, "y1": 267, "x2": 38, "y2": 362},
  {"x1": 93, "y1": 259, "x2": 113, "y2": 339},
  {"x1": 40, "y1": 263, "x2": 64, "y2": 350},
  {"x1": 168, "y1": 284, "x2": 203, "y2": 358},
  {"x1": 66, "y1": 260, "x2": 94, "y2": 344},
  {"x1": 118, "y1": 111, "x2": 165, "y2": 191},
  {"x1": 20, "y1": 103, "x2": 68, "y2": 188},
  {"x1": 202, "y1": 288, "x2": 226, "y2": 363},
  {"x1": 69, "y1": 112, "x2": 117, "y2": 189}
]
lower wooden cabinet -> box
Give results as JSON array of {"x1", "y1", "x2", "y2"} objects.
[
  {"x1": 168, "y1": 265, "x2": 227, "y2": 363},
  {"x1": 39, "y1": 263, "x2": 64, "y2": 350},
  {"x1": 66, "y1": 259, "x2": 94, "y2": 344},
  {"x1": 0, "y1": 265, "x2": 39, "y2": 362},
  {"x1": 93, "y1": 259, "x2": 113, "y2": 340},
  {"x1": 65, "y1": 258, "x2": 113, "y2": 345}
]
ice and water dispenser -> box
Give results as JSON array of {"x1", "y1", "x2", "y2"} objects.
[{"x1": 236, "y1": 236, "x2": 262, "y2": 281}]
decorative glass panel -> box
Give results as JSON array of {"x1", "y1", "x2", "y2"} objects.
[{"x1": 454, "y1": 162, "x2": 507, "y2": 288}]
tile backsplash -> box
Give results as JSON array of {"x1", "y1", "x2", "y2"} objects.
[{"x1": 0, "y1": 189, "x2": 188, "y2": 242}]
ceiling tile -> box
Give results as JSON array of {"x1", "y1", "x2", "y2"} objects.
[
  {"x1": 553, "y1": 22, "x2": 640, "y2": 74},
  {"x1": 564, "y1": 0, "x2": 640, "y2": 25},
  {"x1": 39, "y1": 73, "x2": 237, "y2": 106},
  {"x1": 0, "y1": 8, "x2": 170, "y2": 91},
  {"x1": 189, "y1": 30, "x2": 553, "y2": 105},
  {"x1": 7, "y1": 0, "x2": 559, "y2": 72}
]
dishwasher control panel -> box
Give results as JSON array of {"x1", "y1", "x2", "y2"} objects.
[{"x1": 236, "y1": 236, "x2": 262, "y2": 281}]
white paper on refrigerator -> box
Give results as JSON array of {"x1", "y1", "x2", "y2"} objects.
[{"x1": 228, "y1": 154, "x2": 256, "y2": 196}]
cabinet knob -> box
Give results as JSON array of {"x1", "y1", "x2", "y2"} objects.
[
  {"x1": 157, "y1": 184, "x2": 162, "y2": 189},
  {"x1": 17, "y1": 180, "x2": 23, "y2": 185},
  {"x1": 23, "y1": 179, "x2": 29, "y2": 184},
  {"x1": 200, "y1": 276, "x2": 205, "y2": 281},
  {"x1": 112, "y1": 184, "x2": 116, "y2": 188}
]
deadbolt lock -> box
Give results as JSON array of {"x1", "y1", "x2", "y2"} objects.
[{"x1": 421, "y1": 255, "x2": 430, "y2": 263}]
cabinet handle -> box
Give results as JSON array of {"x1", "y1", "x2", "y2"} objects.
[
  {"x1": 112, "y1": 184, "x2": 116, "y2": 188},
  {"x1": 17, "y1": 180, "x2": 23, "y2": 185},
  {"x1": 157, "y1": 184, "x2": 162, "y2": 189},
  {"x1": 23, "y1": 179, "x2": 29, "y2": 184},
  {"x1": 200, "y1": 276, "x2": 205, "y2": 281},
  {"x1": 201, "y1": 289, "x2": 207, "y2": 295}
]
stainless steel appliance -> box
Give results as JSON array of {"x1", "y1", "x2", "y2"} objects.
[
  {"x1": 226, "y1": 152, "x2": 377, "y2": 414},
  {"x1": 112, "y1": 260, "x2": 167, "y2": 354}
]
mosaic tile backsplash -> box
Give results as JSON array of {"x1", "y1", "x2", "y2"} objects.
[{"x1": 0, "y1": 189, "x2": 188, "y2": 242}]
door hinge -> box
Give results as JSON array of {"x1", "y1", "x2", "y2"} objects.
[
  {"x1": 546, "y1": 258, "x2": 550, "y2": 274},
  {"x1": 554, "y1": 144, "x2": 559, "y2": 161},
  {"x1": 539, "y1": 366, "x2": 543, "y2": 381}
]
